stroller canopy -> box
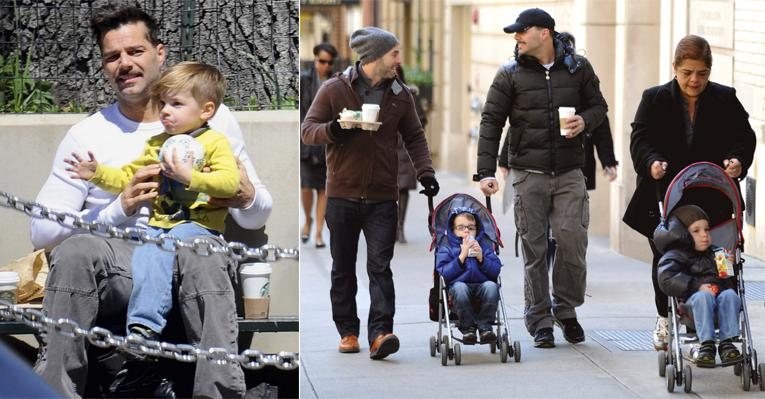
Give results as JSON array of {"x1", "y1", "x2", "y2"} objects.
[
  {"x1": 662, "y1": 162, "x2": 743, "y2": 251},
  {"x1": 429, "y1": 193, "x2": 503, "y2": 251}
]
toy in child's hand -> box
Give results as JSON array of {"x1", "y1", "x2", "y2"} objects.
[{"x1": 159, "y1": 134, "x2": 205, "y2": 171}]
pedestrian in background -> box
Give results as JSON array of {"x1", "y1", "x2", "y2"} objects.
[
  {"x1": 476, "y1": 8, "x2": 608, "y2": 348},
  {"x1": 300, "y1": 43, "x2": 338, "y2": 248},
  {"x1": 394, "y1": 65, "x2": 428, "y2": 244}
]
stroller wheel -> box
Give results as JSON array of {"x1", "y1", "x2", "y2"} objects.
[
  {"x1": 490, "y1": 342, "x2": 496, "y2": 354},
  {"x1": 758, "y1": 363, "x2": 765, "y2": 391},
  {"x1": 658, "y1": 351, "x2": 667, "y2": 377},
  {"x1": 499, "y1": 339, "x2": 508, "y2": 363},
  {"x1": 665, "y1": 364, "x2": 676, "y2": 392},
  {"x1": 683, "y1": 364, "x2": 692, "y2": 393},
  {"x1": 513, "y1": 341, "x2": 521, "y2": 363},
  {"x1": 742, "y1": 361, "x2": 751, "y2": 391},
  {"x1": 429, "y1": 336, "x2": 436, "y2": 357},
  {"x1": 454, "y1": 343, "x2": 461, "y2": 365},
  {"x1": 735, "y1": 362, "x2": 742, "y2": 376},
  {"x1": 441, "y1": 342, "x2": 448, "y2": 366}
]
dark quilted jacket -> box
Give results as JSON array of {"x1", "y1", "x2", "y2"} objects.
[
  {"x1": 477, "y1": 37, "x2": 607, "y2": 177},
  {"x1": 655, "y1": 217, "x2": 735, "y2": 299}
]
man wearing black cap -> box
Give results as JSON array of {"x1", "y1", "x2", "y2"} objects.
[
  {"x1": 476, "y1": 8, "x2": 607, "y2": 348},
  {"x1": 302, "y1": 27, "x2": 438, "y2": 360}
]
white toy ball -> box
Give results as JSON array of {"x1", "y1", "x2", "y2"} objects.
[{"x1": 158, "y1": 134, "x2": 205, "y2": 171}]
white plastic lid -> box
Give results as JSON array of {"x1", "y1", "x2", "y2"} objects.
[
  {"x1": 362, "y1": 103, "x2": 380, "y2": 110},
  {"x1": 240, "y1": 263, "x2": 271, "y2": 276},
  {"x1": 0, "y1": 271, "x2": 20, "y2": 284}
]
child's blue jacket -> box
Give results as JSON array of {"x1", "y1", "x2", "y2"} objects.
[{"x1": 435, "y1": 211, "x2": 502, "y2": 286}]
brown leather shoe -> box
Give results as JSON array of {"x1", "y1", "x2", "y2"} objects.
[
  {"x1": 338, "y1": 335, "x2": 360, "y2": 353},
  {"x1": 369, "y1": 333, "x2": 399, "y2": 360}
]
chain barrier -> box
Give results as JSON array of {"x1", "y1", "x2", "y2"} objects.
[
  {"x1": 0, "y1": 190, "x2": 300, "y2": 369},
  {"x1": 0, "y1": 300, "x2": 299, "y2": 370},
  {"x1": 0, "y1": 191, "x2": 299, "y2": 263}
]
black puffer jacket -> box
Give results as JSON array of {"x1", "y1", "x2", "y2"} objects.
[
  {"x1": 477, "y1": 37, "x2": 607, "y2": 177},
  {"x1": 655, "y1": 216, "x2": 735, "y2": 299}
]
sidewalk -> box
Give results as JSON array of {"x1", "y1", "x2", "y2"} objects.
[{"x1": 299, "y1": 172, "x2": 765, "y2": 398}]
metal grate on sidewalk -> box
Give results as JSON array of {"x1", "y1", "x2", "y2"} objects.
[
  {"x1": 745, "y1": 281, "x2": 765, "y2": 300},
  {"x1": 593, "y1": 330, "x2": 654, "y2": 351}
]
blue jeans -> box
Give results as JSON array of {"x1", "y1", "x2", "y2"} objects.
[
  {"x1": 449, "y1": 281, "x2": 499, "y2": 332},
  {"x1": 325, "y1": 198, "x2": 397, "y2": 344},
  {"x1": 687, "y1": 288, "x2": 741, "y2": 342},
  {"x1": 128, "y1": 222, "x2": 216, "y2": 333}
]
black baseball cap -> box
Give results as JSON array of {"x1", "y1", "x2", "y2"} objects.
[{"x1": 503, "y1": 8, "x2": 555, "y2": 33}]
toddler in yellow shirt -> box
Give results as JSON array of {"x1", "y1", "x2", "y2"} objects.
[{"x1": 65, "y1": 61, "x2": 239, "y2": 341}]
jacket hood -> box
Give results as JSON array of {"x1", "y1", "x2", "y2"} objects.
[
  {"x1": 653, "y1": 216, "x2": 694, "y2": 254},
  {"x1": 446, "y1": 207, "x2": 485, "y2": 245},
  {"x1": 514, "y1": 34, "x2": 582, "y2": 74}
]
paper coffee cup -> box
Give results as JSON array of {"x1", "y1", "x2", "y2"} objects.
[
  {"x1": 240, "y1": 263, "x2": 271, "y2": 298},
  {"x1": 362, "y1": 103, "x2": 380, "y2": 123},
  {"x1": 0, "y1": 271, "x2": 20, "y2": 304},
  {"x1": 558, "y1": 106, "x2": 576, "y2": 136}
]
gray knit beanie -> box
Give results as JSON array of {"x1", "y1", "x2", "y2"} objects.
[{"x1": 349, "y1": 27, "x2": 399, "y2": 64}]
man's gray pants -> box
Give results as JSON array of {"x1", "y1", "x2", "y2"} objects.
[
  {"x1": 33, "y1": 234, "x2": 246, "y2": 398},
  {"x1": 510, "y1": 169, "x2": 589, "y2": 335}
]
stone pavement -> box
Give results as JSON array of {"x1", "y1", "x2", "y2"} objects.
[{"x1": 299, "y1": 172, "x2": 765, "y2": 398}]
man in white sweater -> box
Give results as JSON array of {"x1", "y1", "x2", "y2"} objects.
[{"x1": 31, "y1": 5, "x2": 272, "y2": 398}]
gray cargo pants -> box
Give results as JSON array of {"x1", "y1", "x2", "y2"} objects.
[
  {"x1": 33, "y1": 234, "x2": 245, "y2": 398},
  {"x1": 511, "y1": 169, "x2": 589, "y2": 335}
]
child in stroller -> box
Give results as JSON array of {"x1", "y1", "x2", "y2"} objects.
[
  {"x1": 435, "y1": 208, "x2": 502, "y2": 344},
  {"x1": 656, "y1": 204, "x2": 742, "y2": 367}
]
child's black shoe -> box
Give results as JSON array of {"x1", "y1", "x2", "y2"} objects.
[
  {"x1": 696, "y1": 341, "x2": 716, "y2": 368},
  {"x1": 461, "y1": 326, "x2": 477, "y2": 345},
  {"x1": 719, "y1": 339, "x2": 742, "y2": 362}
]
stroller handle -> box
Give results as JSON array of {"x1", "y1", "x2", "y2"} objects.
[{"x1": 655, "y1": 179, "x2": 666, "y2": 222}]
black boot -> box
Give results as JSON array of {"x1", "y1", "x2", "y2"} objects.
[{"x1": 109, "y1": 325, "x2": 176, "y2": 398}]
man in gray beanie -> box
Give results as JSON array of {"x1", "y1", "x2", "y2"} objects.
[
  {"x1": 302, "y1": 26, "x2": 438, "y2": 360},
  {"x1": 349, "y1": 27, "x2": 399, "y2": 64}
]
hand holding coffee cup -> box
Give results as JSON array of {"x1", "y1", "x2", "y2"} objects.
[{"x1": 558, "y1": 106, "x2": 577, "y2": 137}]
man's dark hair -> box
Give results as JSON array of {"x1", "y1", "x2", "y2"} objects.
[
  {"x1": 90, "y1": 4, "x2": 161, "y2": 49},
  {"x1": 313, "y1": 43, "x2": 338, "y2": 58}
]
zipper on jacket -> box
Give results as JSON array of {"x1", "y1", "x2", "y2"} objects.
[{"x1": 545, "y1": 69, "x2": 557, "y2": 174}]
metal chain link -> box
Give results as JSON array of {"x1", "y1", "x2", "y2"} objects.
[
  {"x1": 0, "y1": 300, "x2": 299, "y2": 370},
  {"x1": 0, "y1": 191, "x2": 299, "y2": 262},
  {"x1": 0, "y1": 190, "x2": 299, "y2": 369}
]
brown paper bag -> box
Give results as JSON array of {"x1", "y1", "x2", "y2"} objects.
[{"x1": 0, "y1": 250, "x2": 48, "y2": 303}]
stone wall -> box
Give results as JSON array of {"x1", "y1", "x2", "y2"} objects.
[{"x1": 0, "y1": 0, "x2": 298, "y2": 112}]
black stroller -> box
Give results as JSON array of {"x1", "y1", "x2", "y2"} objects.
[
  {"x1": 426, "y1": 193, "x2": 520, "y2": 365},
  {"x1": 654, "y1": 162, "x2": 764, "y2": 392}
]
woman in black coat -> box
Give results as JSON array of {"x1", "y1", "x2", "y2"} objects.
[
  {"x1": 300, "y1": 43, "x2": 338, "y2": 248},
  {"x1": 622, "y1": 35, "x2": 755, "y2": 350}
]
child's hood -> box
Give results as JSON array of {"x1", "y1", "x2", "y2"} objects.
[{"x1": 653, "y1": 215, "x2": 694, "y2": 254}]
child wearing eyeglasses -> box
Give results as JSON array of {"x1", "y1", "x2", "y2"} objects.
[{"x1": 435, "y1": 210, "x2": 503, "y2": 345}]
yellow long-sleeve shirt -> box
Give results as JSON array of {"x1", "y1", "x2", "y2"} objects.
[{"x1": 90, "y1": 128, "x2": 240, "y2": 233}]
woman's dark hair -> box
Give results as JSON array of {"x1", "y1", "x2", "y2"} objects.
[
  {"x1": 90, "y1": 4, "x2": 161, "y2": 49},
  {"x1": 674, "y1": 35, "x2": 712, "y2": 68},
  {"x1": 313, "y1": 43, "x2": 338, "y2": 58}
]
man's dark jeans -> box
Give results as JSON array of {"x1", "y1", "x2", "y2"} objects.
[{"x1": 325, "y1": 198, "x2": 397, "y2": 345}]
